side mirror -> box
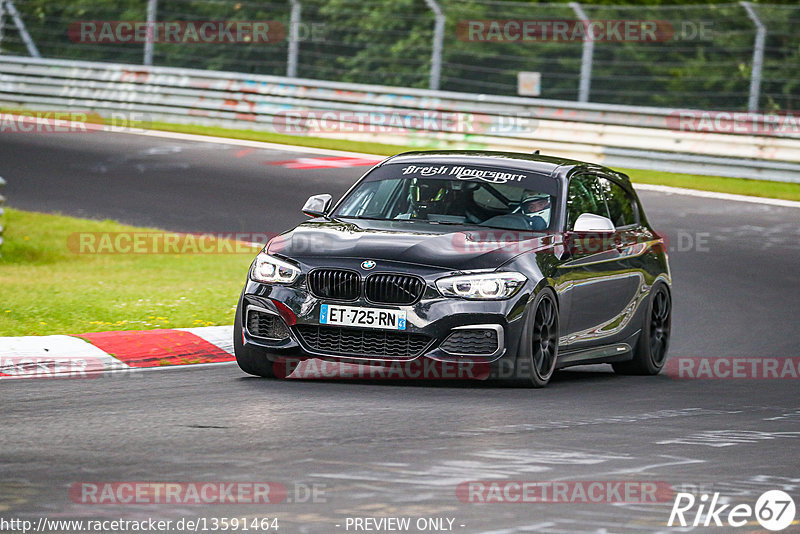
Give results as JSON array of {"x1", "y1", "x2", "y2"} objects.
[
  {"x1": 572, "y1": 213, "x2": 615, "y2": 233},
  {"x1": 302, "y1": 194, "x2": 332, "y2": 217}
]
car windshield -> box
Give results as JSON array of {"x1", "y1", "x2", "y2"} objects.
[{"x1": 333, "y1": 163, "x2": 559, "y2": 231}]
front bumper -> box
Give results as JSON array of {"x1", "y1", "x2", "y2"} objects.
[{"x1": 238, "y1": 277, "x2": 530, "y2": 367}]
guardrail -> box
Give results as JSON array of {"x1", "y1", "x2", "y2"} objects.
[{"x1": 1, "y1": 55, "x2": 799, "y2": 182}]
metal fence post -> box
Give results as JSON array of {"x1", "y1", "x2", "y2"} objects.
[
  {"x1": 423, "y1": 0, "x2": 445, "y2": 91},
  {"x1": 569, "y1": 2, "x2": 593, "y2": 103},
  {"x1": 0, "y1": 176, "x2": 5, "y2": 256},
  {"x1": 144, "y1": 0, "x2": 158, "y2": 66},
  {"x1": 287, "y1": 0, "x2": 301, "y2": 78},
  {"x1": 741, "y1": 2, "x2": 765, "y2": 113},
  {"x1": 5, "y1": 0, "x2": 39, "y2": 57}
]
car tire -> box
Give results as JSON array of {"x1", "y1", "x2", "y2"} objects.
[
  {"x1": 518, "y1": 287, "x2": 559, "y2": 388},
  {"x1": 613, "y1": 282, "x2": 671, "y2": 376},
  {"x1": 233, "y1": 299, "x2": 276, "y2": 378}
]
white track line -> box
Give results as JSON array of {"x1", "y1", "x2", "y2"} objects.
[
  {"x1": 116, "y1": 126, "x2": 385, "y2": 159},
  {"x1": 101, "y1": 360, "x2": 239, "y2": 375}
]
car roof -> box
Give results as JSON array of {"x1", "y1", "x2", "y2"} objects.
[{"x1": 381, "y1": 150, "x2": 630, "y2": 183}]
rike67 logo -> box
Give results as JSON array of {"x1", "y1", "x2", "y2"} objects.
[{"x1": 668, "y1": 490, "x2": 796, "y2": 531}]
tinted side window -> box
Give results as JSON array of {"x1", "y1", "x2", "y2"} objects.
[
  {"x1": 600, "y1": 178, "x2": 637, "y2": 227},
  {"x1": 566, "y1": 174, "x2": 609, "y2": 229}
]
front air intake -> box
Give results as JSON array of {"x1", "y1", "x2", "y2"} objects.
[
  {"x1": 307, "y1": 269, "x2": 361, "y2": 301},
  {"x1": 246, "y1": 308, "x2": 290, "y2": 340},
  {"x1": 365, "y1": 274, "x2": 425, "y2": 305},
  {"x1": 294, "y1": 325, "x2": 431, "y2": 359}
]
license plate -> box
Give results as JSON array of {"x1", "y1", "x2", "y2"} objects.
[{"x1": 320, "y1": 304, "x2": 406, "y2": 330}]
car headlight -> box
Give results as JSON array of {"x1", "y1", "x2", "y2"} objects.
[
  {"x1": 250, "y1": 252, "x2": 300, "y2": 284},
  {"x1": 436, "y1": 272, "x2": 526, "y2": 300}
]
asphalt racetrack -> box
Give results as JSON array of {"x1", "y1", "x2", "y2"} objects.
[{"x1": 1, "y1": 130, "x2": 799, "y2": 533}]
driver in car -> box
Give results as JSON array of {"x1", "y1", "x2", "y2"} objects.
[
  {"x1": 482, "y1": 192, "x2": 551, "y2": 230},
  {"x1": 519, "y1": 194, "x2": 551, "y2": 227}
]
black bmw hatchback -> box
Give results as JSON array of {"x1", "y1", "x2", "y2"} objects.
[{"x1": 234, "y1": 151, "x2": 671, "y2": 387}]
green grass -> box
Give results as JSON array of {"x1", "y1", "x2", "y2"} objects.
[
  {"x1": 143, "y1": 122, "x2": 800, "y2": 202},
  {"x1": 0, "y1": 209, "x2": 255, "y2": 336},
  {"x1": 625, "y1": 168, "x2": 800, "y2": 201}
]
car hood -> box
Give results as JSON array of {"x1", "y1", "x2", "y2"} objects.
[{"x1": 266, "y1": 218, "x2": 556, "y2": 271}]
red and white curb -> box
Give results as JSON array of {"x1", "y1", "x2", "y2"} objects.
[{"x1": 0, "y1": 326, "x2": 235, "y2": 379}]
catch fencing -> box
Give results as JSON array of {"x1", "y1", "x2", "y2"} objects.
[{"x1": 1, "y1": 0, "x2": 799, "y2": 112}]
